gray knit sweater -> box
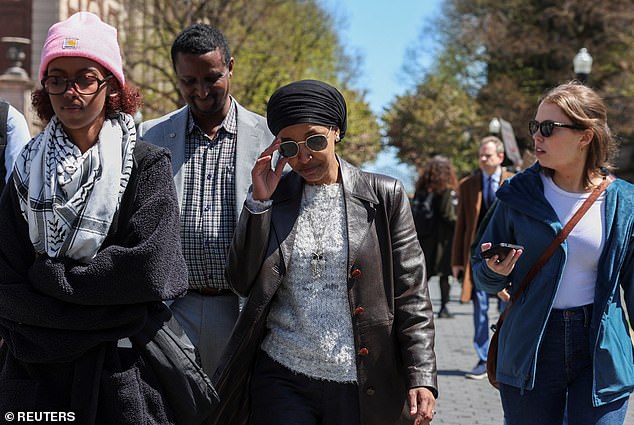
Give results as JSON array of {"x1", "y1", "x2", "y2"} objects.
[{"x1": 258, "y1": 183, "x2": 357, "y2": 382}]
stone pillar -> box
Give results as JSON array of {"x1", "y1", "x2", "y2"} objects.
[{"x1": 0, "y1": 36, "x2": 39, "y2": 135}]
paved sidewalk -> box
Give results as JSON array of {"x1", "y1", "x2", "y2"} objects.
[{"x1": 427, "y1": 276, "x2": 634, "y2": 425}]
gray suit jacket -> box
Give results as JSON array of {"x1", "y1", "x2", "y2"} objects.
[{"x1": 138, "y1": 100, "x2": 273, "y2": 219}]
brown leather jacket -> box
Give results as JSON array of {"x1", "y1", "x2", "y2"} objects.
[{"x1": 211, "y1": 158, "x2": 437, "y2": 425}]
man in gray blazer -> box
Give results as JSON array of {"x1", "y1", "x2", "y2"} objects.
[{"x1": 139, "y1": 23, "x2": 272, "y2": 377}]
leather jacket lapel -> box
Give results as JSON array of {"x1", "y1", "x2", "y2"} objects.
[
  {"x1": 270, "y1": 172, "x2": 303, "y2": 275},
  {"x1": 339, "y1": 159, "x2": 378, "y2": 274},
  {"x1": 269, "y1": 159, "x2": 380, "y2": 278}
]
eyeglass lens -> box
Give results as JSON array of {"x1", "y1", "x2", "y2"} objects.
[{"x1": 279, "y1": 134, "x2": 329, "y2": 158}]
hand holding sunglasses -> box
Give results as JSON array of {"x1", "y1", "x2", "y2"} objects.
[
  {"x1": 278, "y1": 128, "x2": 332, "y2": 158},
  {"x1": 251, "y1": 137, "x2": 289, "y2": 201},
  {"x1": 528, "y1": 120, "x2": 585, "y2": 137}
]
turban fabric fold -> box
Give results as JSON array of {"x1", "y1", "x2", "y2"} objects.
[{"x1": 266, "y1": 80, "x2": 347, "y2": 139}]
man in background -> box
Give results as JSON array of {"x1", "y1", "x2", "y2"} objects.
[
  {"x1": 139, "y1": 24, "x2": 272, "y2": 376},
  {"x1": 451, "y1": 136, "x2": 514, "y2": 379}
]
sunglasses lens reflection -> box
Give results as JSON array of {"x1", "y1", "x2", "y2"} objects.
[
  {"x1": 528, "y1": 120, "x2": 539, "y2": 136},
  {"x1": 306, "y1": 134, "x2": 328, "y2": 151},
  {"x1": 543, "y1": 122, "x2": 555, "y2": 137},
  {"x1": 528, "y1": 120, "x2": 554, "y2": 137},
  {"x1": 279, "y1": 142, "x2": 299, "y2": 158}
]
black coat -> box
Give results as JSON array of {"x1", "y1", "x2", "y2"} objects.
[
  {"x1": 412, "y1": 188, "x2": 456, "y2": 277},
  {"x1": 0, "y1": 142, "x2": 188, "y2": 424},
  {"x1": 212, "y1": 158, "x2": 437, "y2": 425}
]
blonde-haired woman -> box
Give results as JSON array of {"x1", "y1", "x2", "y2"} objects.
[{"x1": 473, "y1": 81, "x2": 633, "y2": 424}]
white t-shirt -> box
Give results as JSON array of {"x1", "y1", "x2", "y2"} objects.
[{"x1": 540, "y1": 173, "x2": 605, "y2": 309}]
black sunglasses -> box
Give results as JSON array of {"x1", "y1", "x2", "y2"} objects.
[
  {"x1": 528, "y1": 120, "x2": 585, "y2": 138},
  {"x1": 278, "y1": 129, "x2": 331, "y2": 158}
]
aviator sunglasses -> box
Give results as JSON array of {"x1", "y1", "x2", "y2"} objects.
[
  {"x1": 278, "y1": 128, "x2": 332, "y2": 158},
  {"x1": 528, "y1": 120, "x2": 585, "y2": 138}
]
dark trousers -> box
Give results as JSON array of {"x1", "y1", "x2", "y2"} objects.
[
  {"x1": 250, "y1": 350, "x2": 361, "y2": 425},
  {"x1": 439, "y1": 274, "x2": 450, "y2": 307}
]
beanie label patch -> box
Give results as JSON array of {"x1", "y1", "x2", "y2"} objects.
[{"x1": 62, "y1": 38, "x2": 79, "y2": 49}]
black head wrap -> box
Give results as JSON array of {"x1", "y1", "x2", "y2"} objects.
[{"x1": 266, "y1": 79, "x2": 347, "y2": 139}]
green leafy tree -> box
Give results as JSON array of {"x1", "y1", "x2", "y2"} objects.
[
  {"x1": 384, "y1": 51, "x2": 482, "y2": 176},
  {"x1": 119, "y1": 0, "x2": 381, "y2": 165},
  {"x1": 463, "y1": 0, "x2": 634, "y2": 151},
  {"x1": 385, "y1": 0, "x2": 634, "y2": 176},
  {"x1": 338, "y1": 87, "x2": 382, "y2": 166}
]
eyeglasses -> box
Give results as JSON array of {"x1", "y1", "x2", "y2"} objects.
[
  {"x1": 528, "y1": 120, "x2": 585, "y2": 137},
  {"x1": 41, "y1": 74, "x2": 113, "y2": 95},
  {"x1": 278, "y1": 128, "x2": 332, "y2": 158}
]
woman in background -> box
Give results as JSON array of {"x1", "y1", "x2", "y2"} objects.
[{"x1": 411, "y1": 155, "x2": 458, "y2": 318}]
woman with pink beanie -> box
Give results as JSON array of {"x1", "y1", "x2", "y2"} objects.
[{"x1": 0, "y1": 12, "x2": 192, "y2": 423}]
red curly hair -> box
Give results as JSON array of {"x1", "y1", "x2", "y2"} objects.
[{"x1": 31, "y1": 77, "x2": 142, "y2": 124}]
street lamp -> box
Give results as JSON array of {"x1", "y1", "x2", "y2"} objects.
[
  {"x1": 489, "y1": 117, "x2": 501, "y2": 135},
  {"x1": 573, "y1": 48, "x2": 593, "y2": 84}
]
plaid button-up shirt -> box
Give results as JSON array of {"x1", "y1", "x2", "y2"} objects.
[{"x1": 180, "y1": 99, "x2": 237, "y2": 289}]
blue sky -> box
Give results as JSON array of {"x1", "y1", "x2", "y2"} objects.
[
  {"x1": 322, "y1": 0, "x2": 443, "y2": 113},
  {"x1": 321, "y1": 0, "x2": 444, "y2": 192}
]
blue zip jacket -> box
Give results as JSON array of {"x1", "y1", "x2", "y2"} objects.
[{"x1": 472, "y1": 163, "x2": 634, "y2": 406}]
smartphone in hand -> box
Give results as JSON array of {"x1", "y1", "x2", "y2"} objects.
[{"x1": 479, "y1": 243, "x2": 524, "y2": 261}]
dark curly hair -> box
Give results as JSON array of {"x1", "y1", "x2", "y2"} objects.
[
  {"x1": 415, "y1": 155, "x2": 459, "y2": 194},
  {"x1": 31, "y1": 78, "x2": 142, "y2": 124}
]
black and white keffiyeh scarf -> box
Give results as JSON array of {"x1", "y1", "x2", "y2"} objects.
[{"x1": 14, "y1": 113, "x2": 136, "y2": 263}]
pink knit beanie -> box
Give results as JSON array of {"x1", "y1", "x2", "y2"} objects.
[{"x1": 39, "y1": 12, "x2": 124, "y2": 87}]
